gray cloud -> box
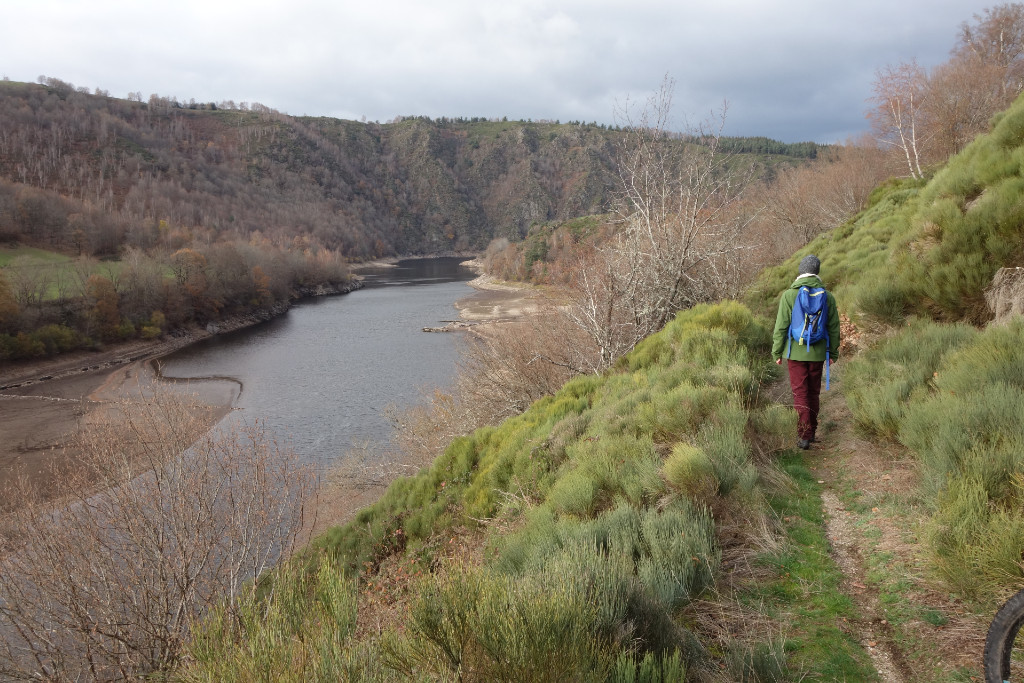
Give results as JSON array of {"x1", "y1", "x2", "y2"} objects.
[{"x1": 0, "y1": 0, "x2": 998, "y2": 142}]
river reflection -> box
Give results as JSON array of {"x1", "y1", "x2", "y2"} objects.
[{"x1": 158, "y1": 257, "x2": 475, "y2": 470}]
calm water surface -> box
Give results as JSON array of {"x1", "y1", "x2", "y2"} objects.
[{"x1": 158, "y1": 258, "x2": 475, "y2": 470}]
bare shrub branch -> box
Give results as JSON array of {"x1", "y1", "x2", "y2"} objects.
[
  {"x1": 0, "y1": 390, "x2": 317, "y2": 680},
  {"x1": 565, "y1": 77, "x2": 757, "y2": 369}
]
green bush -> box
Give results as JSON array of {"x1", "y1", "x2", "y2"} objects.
[
  {"x1": 183, "y1": 554, "x2": 364, "y2": 682},
  {"x1": 749, "y1": 404, "x2": 798, "y2": 455},
  {"x1": 843, "y1": 319, "x2": 978, "y2": 439},
  {"x1": 637, "y1": 504, "x2": 719, "y2": 610},
  {"x1": 901, "y1": 382, "x2": 1024, "y2": 502},
  {"x1": 391, "y1": 566, "x2": 616, "y2": 682},
  {"x1": 548, "y1": 435, "x2": 664, "y2": 515},
  {"x1": 933, "y1": 319, "x2": 1024, "y2": 394},
  {"x1": 927, "y1": 474, "x2": 1024, "y2": 598},
  {"x1": 724, "y1": 638, "x2": 791, "y2": 683},
  {"x1": 117, "y1": 320, "x2": 136, "y2": 340},
  {"x1": 611, "y1": 650, "x2": 687, "y2": 683},
  {"x1": 856, "y1": 320, "x2": 1024, "y2": 597},
  {"x1": 663, "y1": 443, "x2": 718, "y2": 501},
  {"x1": 491, "y1": 502, "x2": 716, "y2": 659},
  {"x1": 140, "y1": 325, "x2": 162, "y2": 339},
  {"x1": 33, "y1": 324, "x2": 83, "y2": 355},
  {"x1": 547, "y1": 469, "x2": 599, "y2": 517},
  {"x1": 633, "y1": 382, "x2": 728, "y2": 443},
  {"x1": 697, "y1": 400, "x2": 758, "y2": 496}
]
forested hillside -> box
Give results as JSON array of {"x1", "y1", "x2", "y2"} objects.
[
  {"x1": 0, "y1": 78, "x2": 819, "y2": 259},
  {"x1": 0, "y1": 78, "x2": 823, "y2": 362}
]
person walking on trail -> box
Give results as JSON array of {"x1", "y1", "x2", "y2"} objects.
[{"x1": 772, "y1": 254, "x2": 841, "y2": 450}]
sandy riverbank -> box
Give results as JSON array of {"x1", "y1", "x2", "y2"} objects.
[
  {"x1": 0, "y1": 349, "x2": 239, "y2": 503},
  {"x1": 455, "y1": 272, "x2": 546, "y2": 322},
  {"x1": 0, "y1": 301, "x2": 300, "y2": 502}
]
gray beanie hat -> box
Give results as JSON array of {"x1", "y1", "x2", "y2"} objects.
[{"x1": 798, "y1": 254, "x2": 820, "y2": 275}]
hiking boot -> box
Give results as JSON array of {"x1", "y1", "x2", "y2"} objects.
[{"x1": 797, "y1": 439, "x2": 811, "y2": 450}]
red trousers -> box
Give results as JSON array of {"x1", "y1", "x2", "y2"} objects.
[{"x1": 787, "y1": 360, "x2": 824, "y2": 441}]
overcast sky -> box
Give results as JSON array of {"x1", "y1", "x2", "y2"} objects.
[{"x1": 0, "y1": 0, "x2": 1001, "y2": 143}]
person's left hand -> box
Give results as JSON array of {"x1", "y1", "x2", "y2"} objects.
[{"x1": 775, "y1": 358, "x2": 782, "y2": 365}]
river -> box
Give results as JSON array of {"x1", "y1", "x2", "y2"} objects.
[{"x1": 157, "y1": 257, "x2": 476, "y2": 470}]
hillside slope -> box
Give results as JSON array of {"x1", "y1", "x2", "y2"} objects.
[
  {"x1": 184, "y1": 303, "x2": 880, "y2": 681},
  {"x1": 179, "y1": 89, "x2": 1024, "y2": 683},
  {"x1": 0, "y1": 80, "x2": 818, "y2": 259}
]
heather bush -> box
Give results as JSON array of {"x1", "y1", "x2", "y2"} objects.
[
  {"x1": 663, "y1": 443, "x2": 719, "y2": 501},
  {"x1": 847, "y1": 320, "x2": 1024, "y2": 596},
  {"x1": 843, "y1": 318, "x2": 977, "y2": 439},
  {"x1": 183, "y1": 555, "x2": 368, "y2": 682}
]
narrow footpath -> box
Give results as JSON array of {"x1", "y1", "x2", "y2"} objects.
[{"x1": 807, "y1": 368, "x2": 989, "y2": 682}]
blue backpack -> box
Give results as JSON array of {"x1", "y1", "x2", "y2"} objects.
[{"x1": 785, "y1": 286, "x2": 832, "y2": 388}]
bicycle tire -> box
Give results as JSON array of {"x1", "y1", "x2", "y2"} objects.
[{"x1": 985, "y1": 589, "x2": 1024, "y2": 683}]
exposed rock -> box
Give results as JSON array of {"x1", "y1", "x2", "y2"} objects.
[
  {"x1": 423, "y1": 320, "x2": 477, "y2": 333},
  {"x1": 985, "y1": 267, "x2": 1024, "y2": 323}
]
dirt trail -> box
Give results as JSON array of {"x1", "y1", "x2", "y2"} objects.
[{"x1": 806, "y1": 367, "x2": 988, "y2": 682}]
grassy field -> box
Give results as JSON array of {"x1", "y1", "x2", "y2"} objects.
[{"x1": 0, "y1": 246, "x2": 73, "y2": 267}]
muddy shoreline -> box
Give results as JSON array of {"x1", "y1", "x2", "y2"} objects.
[
  {"x1": 0, "y1": 284, "x2": 358, "y2": 500},
  {"x1": 0, "y1": 268, "x2": 538, "y2": 524}
]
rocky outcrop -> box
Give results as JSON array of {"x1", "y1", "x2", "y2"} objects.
[{"x1": 985, "y1": 267, "x2": 1024, "y2": 323}]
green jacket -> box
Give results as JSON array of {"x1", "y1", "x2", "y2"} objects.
[{"x1": 772, "y1": 275, "x2": 841, "y2": 362}]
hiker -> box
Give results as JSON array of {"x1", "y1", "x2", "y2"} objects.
[{"x1": 772, "y1": 254, "x2": 841, "y2": 450}]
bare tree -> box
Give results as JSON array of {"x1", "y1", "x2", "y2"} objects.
[
  {"x1": 957, "y1": 3, "x2": 1024, "y2": 87},
  {"x1": 868, "y1": 61, "x2": 929, "y2": 179},
  {"x1": 924, "y1": 56, "x2": 1006, "y2": 158},
  {"x1": 756, "y1": 143, "x2": 889, "y2": 253},
  {"x1": 566, "y1": 77, "x2": 755, "y2": 369},
  {"x1": 0, "y1": 390, "x2": 317, "y2": 680},
  {"x1": 3, "y1": 256, "x2": 51, "y2": 311}
]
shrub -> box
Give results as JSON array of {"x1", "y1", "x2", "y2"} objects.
[
  {"x1": 554, "y1": 435, "x2": 664, "y2": 513},
  {"x1": 546, "y1": 412, "x2": 590, "y2": 469},
  {"x1": 633, "y1": 382, "x2": 730, "y2": 443},
  {"x1": 724, "y1": 638, "x2": 790, "y2": 683},
  {"x1": 864, "y1": 320, "x2": 1024, "y2": 597},
  {"x1": 927, "y1": 474, "x2": 1024, "y2": 598},
  {"x1": 33, "y1": 324, "x2": 82, "y2": 355},
  {"x1": 183, "y1": 554, "x2": 364, "y2": 682},
  {"x1": 663, "y1": 443, "x2": 718, "y2": 501},
  {"x1": 749, "y1": 404, "x2": 798, "y2": 456},
  {"x1": 637, "y1": 504, "x2": 719, "y2": 610},
  {"x1": 611, "y1": 650, "x2": 687, "y2": 683},
  {"x1": 934, "y1": 319, "x2": 1024, "y2": 394},
  {"x1": 547, "y1": 470, "x2": 599, "y2": 517},
  {"x1": 392, "y1": 566, "x2": 616, "y2": 681},
  {"x1": 843, "y1": 318, "x2": 977, "y2": 439},
  {"x1": 492, "y1": 503, "x2": 716, "y2": 657},
  {"x1": 697, "y1": 400, "x2": 758, "y2": 496}
]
